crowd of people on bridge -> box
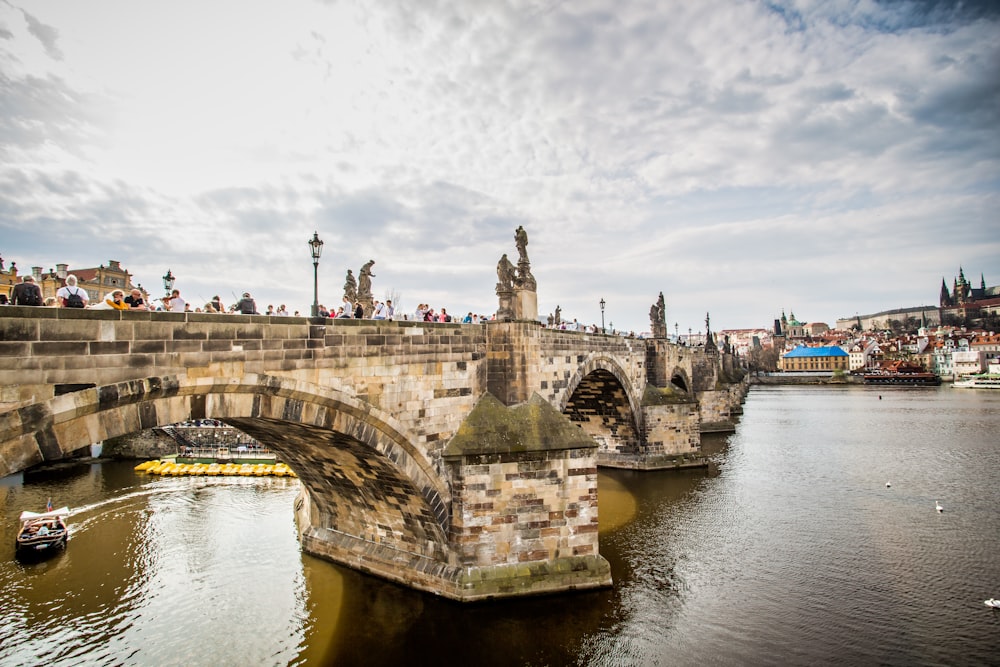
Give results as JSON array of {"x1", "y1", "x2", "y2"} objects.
[{"x1": 5, "y1": 274, "x2": 636, "y2": 336}]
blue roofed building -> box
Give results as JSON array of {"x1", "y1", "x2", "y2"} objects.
[{"x1": 779, "y1": 345, "x2": 849, "y2": 372}]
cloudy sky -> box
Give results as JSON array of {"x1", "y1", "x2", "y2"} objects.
[{"x1": 2, "y1": 0, "x2": 998, "y2": 333}]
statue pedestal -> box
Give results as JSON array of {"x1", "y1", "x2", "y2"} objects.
[
  {"x1": 496, "y1": 288, "x2": 515, "y2": 322},
  {"x1": 514, "y1": 289, "x2": 537, "y2": 322}
]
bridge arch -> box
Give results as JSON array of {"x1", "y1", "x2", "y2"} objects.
[
  {"x1": 558, "y1": 354, "x2": 642, "y2": 453},
  {"x1": 669, "y1": 367, "x2": 692, "y2": 394},
  {"x1": 3, "y1": 373, "x2": 451, "y2": 559}
]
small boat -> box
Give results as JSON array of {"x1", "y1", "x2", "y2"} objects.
[
  {"x1": 985, "y1": 598, "x2": 1000, "y2": 609},
  {"x1": 16, "y1": 507, "x2": 70, "y2": 560}
]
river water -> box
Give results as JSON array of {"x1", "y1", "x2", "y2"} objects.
[{"x1": 2, "y1": 385, "x2": 998, "y2": 666}]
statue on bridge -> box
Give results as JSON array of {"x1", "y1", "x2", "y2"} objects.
[
  {"x1": 650, "y1": 292, "x2": 667, "y2": 338},
  {"x1": 358, "y1": 261, "x2": 375, "y2": 300},
  {"x1": 495, "y1": 226, "x2": 537, "y2": 322},
  {"x1": 343, "y1": 269, "x2": 357, "y2": 303},
  {"x1": 355, "y1": 260, "x2": 376, "y2": 317},
  {"x1": 515, "y1": 225, "x2": 529, "y2": 264},
  {"x1": 513, "y1": 225, "x2": 536, "y2": 291},
  {"x1": 554, "y1": 305, "x2": 561, "y2": 326},
  {"x1": 496, "y1": 254, "x2": 516, "y2": 291}
]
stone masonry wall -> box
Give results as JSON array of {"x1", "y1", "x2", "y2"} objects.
[
  {"x1": 534, "y1": 327, "x2": 648, "y2": 411},
  {"x1": 0, "y1": 308, "x2": 489, "y2": 475}
]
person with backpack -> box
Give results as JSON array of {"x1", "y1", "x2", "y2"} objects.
[
  {"x1": 11, "y1": 275, "x2": 43, "y2": 306},
  {"x1": 57, "y1": 275, "x2": 89, "y2": 308}
]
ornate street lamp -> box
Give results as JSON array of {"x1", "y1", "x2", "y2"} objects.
[
  {"x1": 308, "y1": 231, "x2": 324, "y2": 317},
  {"x1": 599, "y1": 298, "x2": 606, "y2": 334},
  {"x1": 162, "y1": 269, "x2": 175, "y2": 296}
]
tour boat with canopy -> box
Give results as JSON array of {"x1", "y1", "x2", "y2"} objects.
[{"x1": 16, "y1": 503, "x2": 69, "y2": 559}]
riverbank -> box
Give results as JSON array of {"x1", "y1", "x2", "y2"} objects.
[{"x1": 749, "y1": 373, "x2": 858, "y2": 385}]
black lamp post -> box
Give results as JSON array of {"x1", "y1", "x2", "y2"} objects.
[
  {"x1": 308, "y1": 231, "x2": 324, "y2": 317},
  {"x1": 162, "y1": 269, "x2": 175, "y2": 296},
  {"x1": 599, "y1": 298, "x2": 606, "y2": 334}
]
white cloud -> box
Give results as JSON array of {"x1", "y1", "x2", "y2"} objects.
[{"x1": 1, "y1": 0, "x2": 998, "y2": 331}]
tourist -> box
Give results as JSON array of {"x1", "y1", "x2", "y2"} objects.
[
  {"x1": 164, "y1": 289, "x2": 186, "y2": 312},
  {"x1": 385, "y1": 300, "x2": 394, "y2": 320},
  {"x1": 372, "y1": 300, "x2": 387, "y2": 320},
  {"x1": 335, "y1": 306, "x2": 349, "y2": 318},
  {"x1": 210, "y1": 295, "x2": 225, "y2": 313},
  {"x1": 104, "y1": 290, "x2": 129, "y2": 310},
  {"x1": 44, "y1": 297, "x2": 57, "y2": 307},
  {"x1": 11, "y1": 275, "x2": 43, "y2": 306},
  {"x1": 354, "y1": 302, "x2": 364, "y2": 319},
  {"x1": 277, "y1": 305, "x2": 289, "y2": 316},
  {"x1": 235, "y1": 292, "x2": 257, "y2": 314},
  {"x1": 341, "y1": 296, "x2": 353, "y2": 317},
  {"x1": 318, "y1": 304, "x2": 330, "y2": 318},
  {"x1": 266, "y1": 304, "x2": 275, "y2": 315},
  {"x1": 57, "y1": 274, "x2": 89, "y2": 308},
  {"x1": 124, "y1": 289, "x2": 147, "y2": 310}
]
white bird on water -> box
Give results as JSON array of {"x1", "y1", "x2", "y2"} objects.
[{"x1": 935, "y1": 501, "x2": 944, "y2": 513}]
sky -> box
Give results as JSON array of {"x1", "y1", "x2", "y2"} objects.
[{"x1": 1, "y1": 0, "x2": 998, "y2": 334}]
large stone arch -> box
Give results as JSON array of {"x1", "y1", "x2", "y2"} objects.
[
  {"x1": 0, "y1": 373, "x2": 451, "y2": 559},
  {"x1": 558, "y1": 355, "x2": 642, "y2": 454}
]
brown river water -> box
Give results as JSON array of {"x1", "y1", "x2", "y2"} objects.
[{"x1": 2, "y1": 385, "x2": 998, "y2": 666}]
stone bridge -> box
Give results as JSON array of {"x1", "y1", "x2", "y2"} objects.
[{"x1": 0, "y1": 307, "x2": 746, "y2": 601}]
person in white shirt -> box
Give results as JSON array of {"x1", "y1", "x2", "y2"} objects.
[
  {"x1": 372, "y1": 301, "x2": 387, "y2": 320},
  {"x1": 166, "y1": 289, "x2": 186, "y2": 312},
  {"x1": 57, "y1": 274, "x2": 90, "y2": 308}
]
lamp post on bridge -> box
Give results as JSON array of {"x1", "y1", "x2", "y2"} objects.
[
  {"x1": 599, "y1": 298, "x2": 606, "y2": 334},
  {"x1": 308, "y1": 231, "x2": 324, "y2": 318},
  {"x1": 162, "y1": 269, "x2": 175, "y2": 308}
]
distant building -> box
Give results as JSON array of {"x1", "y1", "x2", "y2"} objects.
[
  {"x1": 0, "y1": 258, "x2": 145, "y2": 305},
  {"x1": 940, "y1": 267, "x2": 1000, "y2": 323},
  {"x1": 836, "y1": 306, "x2": 939, "y2": 332},
  {"x1": 779, "y1": 345, "x2": 849, "y2": 372}
]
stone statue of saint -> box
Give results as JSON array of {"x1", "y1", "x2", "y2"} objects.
[
  {"x1": 554, "y1": 305, "x2": 561, "y2": 325},
  {"x1": 496, "y1": 254, "x2": 515, "y2": 290},
  {"x1": 705, "y1": 312, "x2": 711, "y2": 333},
  {"x1": 343, "y1": 269, "x2": 357, "y2": 302},
  {"x1": 358, "y1": 260, "x2": 375, "y2": 300},
  {"x1": 514, "y1": 225, "x2": 529, "y2": 264},
  {"x1": 649, "y1": 303, "x2": 659, "y2": 331}
]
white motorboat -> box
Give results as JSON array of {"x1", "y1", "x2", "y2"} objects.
[{"x1": 985, "y1": 598, "x2": 1000, "y2": 609}]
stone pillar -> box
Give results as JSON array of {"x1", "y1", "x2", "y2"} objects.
[
  {"x1": 496, "y1": 287, "x2": 515, "y2": 322},
  {"x1": 486, "y1": 321, "x2": 542, "y2": 406},
  {"x1": 442, "y1": 393, "x2": 612, "y2": 600},
  {"x1": 513, "y1": 288, "x2": 537, "y2": 322}
]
